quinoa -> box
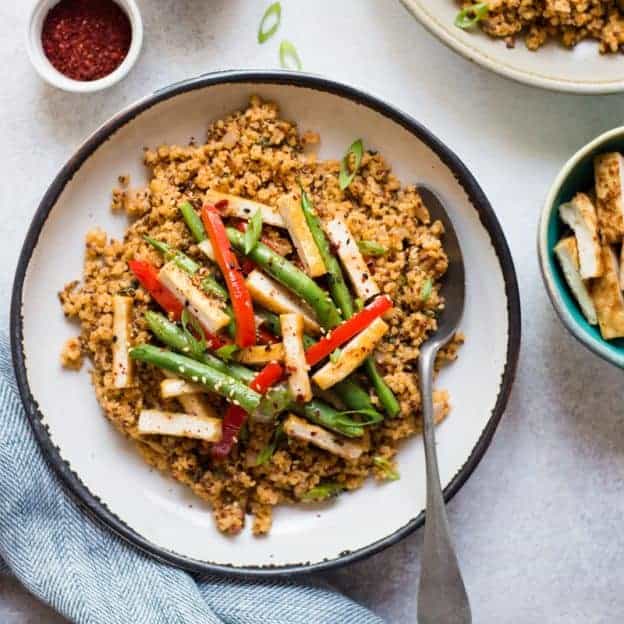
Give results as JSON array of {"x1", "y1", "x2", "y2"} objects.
[
  {"x1": 59, "y1": 97, "x2": 462, "y2": 536},
  {"x1": 458, "y1": 0, "x2": 624, "y2": 53}
]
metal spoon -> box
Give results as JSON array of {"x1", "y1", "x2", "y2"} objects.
[{"x1": 416, "y1": 186, "x2": 471, "y2": 624}]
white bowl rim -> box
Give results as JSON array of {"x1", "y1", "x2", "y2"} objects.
[
  {"x1": 538, "y1": 125, "x2": 624, "y2": 368},
  {"x1": 10, "y1": 70, "x2": 521, "y2": 577},
  {"x1": 400, "y1": 0, "x2": 624, "y2": 95},
  {"x1": 26, "y1": 0, "x2": 143, "y2": 93}
]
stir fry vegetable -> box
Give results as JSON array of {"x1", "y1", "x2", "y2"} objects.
[
  {"x1": 128, "y1": 259, "x2": 183, "y2": 319},
  {"x1": 111, "y1": 295, "x2": 134, "y2": 389},
  {"x1": 138, "y1": 409, "x2": 222, "y2": 442}
]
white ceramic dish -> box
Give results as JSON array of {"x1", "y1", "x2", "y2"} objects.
[
  {"x1": 401, "y1": 0, "x2": 624, "y2": 94},
  {"x1": 11, "y1": 71, "x2": 520, "y2": 575},
  {"x1": 26, "y1": 0, "x2": 143, "y2": 93}
]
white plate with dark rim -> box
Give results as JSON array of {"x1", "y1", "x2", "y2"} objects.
[
  {"x1": 11, "y1": 70, "x2": 520, "y2": 576},
  {"x1": 401, "y1": 1, "x2": 624, "y2": 94}
]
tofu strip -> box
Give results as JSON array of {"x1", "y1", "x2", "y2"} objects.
[
  {"x1": 237, "y1": 343, "x2": 285, "y2": 365},
  {"x1": 197, "y1": 239, "x2": 216, "y2": 262},
  {"x1": 112, "y1": 295, "x2": 134, "y2": 389},
  {"x1": 160, "y1": 378, "x2": 206, "y2": 399},
  {"x1": 158, "y1": 262, "x2": 230, "y2": 333},
  {"x1": 558, "y1": 193, "x2": 603, "y2": 278},
  {"x1": 277, "y1": 194, "x2": 326, "y2": 277},
  {"x1": 161, "y1": 371, "x2": 220, "y2": 420},
  {"x1": 313, "y1": 318, "x2": 389, "y2": 390},
  {"x1": 246, "y1": 270, "x2": 321, "y2": 334},
  {"x1": 283, "y1": 414, "x2": 365, "y2": 460},
  {"x1": 591, "y1": 245, "x2": 624, "y2": 339},
  {"x1": 281, "y1": 314, "x2": 312, "y2": 402},
  {"x1": 138, "y1": 409, "x2": 222, "y2": 442},
  {"x1": 594, "y1": 152, "x2": 624, "y2": 244},
  {"x1": 205, "y1": 190, "x2": 286, "y2": 228},
  {"x1": 554, "y1": 237, "x2": 597, "y2": 325},
  {"x1": 325, "y1": 217, "x2": 380, "y2": 301}
]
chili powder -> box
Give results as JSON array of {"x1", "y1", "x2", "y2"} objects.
[{"x1": 41, "y1": 0, "x2": 132, "y2": 82}]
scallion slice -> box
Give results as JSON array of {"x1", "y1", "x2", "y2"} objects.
[
  {"x1": 215, "y1": 343, "x2": 239, "y2": 361},
  {"x1": 329, "y1": 348, "x2": 342, "y2": 364},
  {"x1": 256, "y1": 423, "x2": 284, "y2": 466},
  {"x1": 454, "y1": 3, "x2": 489, "y2": 29},
  {"x1": 339, "y1": 139, "x2": 363, "y2": 190},
  {"x1": 279, "y1": 40, "x2": 302, "y2": 71},
  {"x1": 301, "y1": 482, "x2": 343, "y2": 501},
  {"x1": 420, "y1": 278, "x2": 433, "y2": 302},
  {"x1": 244, "y1": 209, "x2": 263, "y2": 254},
  {"x1": 258, "y1": 2, "x2": 282, "y2": 43},
  {"x1": 357, "y1": 240, "x2": 387, "y2": 257},
  {"x1": 373, "y1": 456, "x2": 400, "y2": 481}
]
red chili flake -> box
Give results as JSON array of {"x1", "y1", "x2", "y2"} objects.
[{"x1": 41, "y1": 0, "x2": 132, "y2": 82}]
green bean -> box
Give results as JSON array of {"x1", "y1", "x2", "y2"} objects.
[
  {"x1": 201, "y1": 276, "x2": 228, "y2": 300},
  {"x1": 363, "y1": 358, "x2": 400, "y2": 417},
  {"x1": 226, "y1": 228, "x2": 342, "y2": 329},
  {"x1": 179, "y1": 201, "x2": 206, "y2": 242},
  {"x1": 291, "y1": 400, "x2": 364, "y2": 438},
  {"x1": 143, "y1": 237, "x2": 200, "y2": 274},
  {"x1": 130, "y1": 345, "x2": 261, "y2": 414}
]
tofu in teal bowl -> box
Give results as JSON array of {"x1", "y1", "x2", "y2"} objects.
[{"x1": 539, "y1": 127, "x2": 624, "y2": 368}]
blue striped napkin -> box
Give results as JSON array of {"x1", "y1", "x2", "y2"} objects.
[{"x1": 0, "y1": 331, "x2": 382, "y2": 624}]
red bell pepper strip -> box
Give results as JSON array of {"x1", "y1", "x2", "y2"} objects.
[
  {"x1": 249, "y1": 362, "x2": 284, "y2": 394},
  {"x1": 202, "y1": 205, "x2": 257, "y2": 348},
  {"x1": 128, "y1": 259, "x2": 183, "y2": 319},
  {"x1": 305, "y1": 295, "x2": 393, "y2": 366},
  {"x1": 211, "y1": 362, "x2": 284, "y2": 459}
]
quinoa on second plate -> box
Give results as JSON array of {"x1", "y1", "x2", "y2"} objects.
[
  {"x1": 458, "y1": 0, "x2": 624, "y2": 53},
  {"x1": 59, "y1": 97, "x2": 463, "y2": 535}
]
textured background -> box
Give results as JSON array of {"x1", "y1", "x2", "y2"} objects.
[{"x1": 2, "y1": 1, "x2": 624, "y2": 622}]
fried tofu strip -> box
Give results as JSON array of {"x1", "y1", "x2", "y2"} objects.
[
  {"x1": 281, "y1": 314, "x2": 312, "y2": 402},
  {"x1": 277, "y1": 194, "x2": 326, "y2": 277},
  {"x1": 246, "y1": 270, "x2": 321, "y2": 334},
  {"x1": 325, "y1": 217, "x2": 380, "y2": 301},
  {"x1": 554, "y1": 237, "x2": 598, "y2": 326},
  {"x1": 313, "y1": 318, "x2": 389, "y2": 389},
  {"x1": 591, "y1": 245, "x2": 624, "y2": 339},
  {"x1": 283, "y1": 414, "x2": 365, "y2": 460},
  {"x1": 138, "y1": 410, "x2": 222, "y2": 442},
  {"x1": 161, "y1": 371, "x2": 219, "y2": 420},
  {"x1": 558, "y1": 193, "x2": 603, "y2": 278},
  {"x1": 112, "y1": 295, "x2": 134, "y2": 388},
  {"x1": 594, "y1": 153, "x2": 624, "y2": 244},
  {"x1": 158, "y1": 262, "x2": 230, "y2": 333},
  {"x1": 237, "y1": 343, "x2": 285, "y2": 365},
  {"x1": 205, "y1": 190, "x2": 286, "y2": 228},
  {"x1": 160, "y1": 378, "x2": 206, "y2": 399}
]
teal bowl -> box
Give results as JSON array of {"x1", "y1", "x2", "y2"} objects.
[{"x1": 538, "y1": 126, "x2": 624, "y2": 368}]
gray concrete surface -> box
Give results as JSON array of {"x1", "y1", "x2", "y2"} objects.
[{"x1": 2, "y1": 1, "x2": 624, "y2": 622}]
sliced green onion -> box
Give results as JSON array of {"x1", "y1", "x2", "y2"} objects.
[
  {"x1": 215, "y1": 343, "x2": 239, "y2": 361},
  {"x1": 181, "y1": 309, "x2": 206, "y2": 357},
  {"x1": 420, "y1": 278, "x2": 433, "y2": 302},
  {"x1": 256, "y1": 423, "x2": 284, "y2": 466},
  {"x1": 373, "y1": 456, "x2": 400, "y2": 481},
  {"x1": 339, "y1": 139, "x2": 363, "y2": 190},
  {"x1": 329, "y1": 348, "x2": 342, "y2": 364},
  {"x1": 454, "y1": 2, "x2": 489, "y2": 29},
  {"x1": 354, "y1": 298, "x2": 364, "y2": 312},
  {"x1": 201, "y1": 276, "x2": 228, "y2": 300},
  {"x1": 258, "y1": 2, "x2": 281, "y2": 44},
  {"x1": 301, "y1": 482, "x2": 343, "y2": 501},
  {"x1": 244, "y1": 209, "x2": 263, "y2": 254},
  {"x1": 279, "y1": 40, "x2": 302, "y2": 71},
  {"x1": 357, "y1": 240, "x2": 387, "y2": 257},
  {"x1": 336, "y1": 408, "x2": 384, "y2": 427}
]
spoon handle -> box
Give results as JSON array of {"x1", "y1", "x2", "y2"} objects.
[{"x1": 417, "y1": 345, "x2": 472, "y2": 624}]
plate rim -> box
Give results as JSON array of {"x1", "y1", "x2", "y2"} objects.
[
  {"x1": 400, "y1": 0, "x2": 624, "y2": 95},
  {"x1": 10, "y1": 69, "x2": 521, "y2": 577}
]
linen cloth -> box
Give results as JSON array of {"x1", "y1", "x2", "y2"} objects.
[{"x1": 0, "y1": 331, "x2": 383, "y2": 624}]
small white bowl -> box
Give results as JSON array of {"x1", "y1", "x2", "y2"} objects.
[{"x1": 26, "y1": 0, "x2": 143, "y2": 93}]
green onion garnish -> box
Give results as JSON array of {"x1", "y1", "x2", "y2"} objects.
[
  {"x1": 354, "y1": 298, "x2": 364, "y2": 311},
  {"x1": 420, "y1": 278, "x2": 433, "y2": 302},
  {"x1": 373, "y1": 456, "x2": 400, "y2": 481},
  {"x1": 329, "y1": 348, "x2": 342, "y2": 364},
  {"x1": 454, "y1": 3, "x2": 489, "y2": 29},
  {"x1": 301, "y1": 482, "x2": 343, "y2": 501},
  {"x1": 258, "y1": 2, "x2": 282, "y2": 44},
  {"x1": 244, "y1": 209, "x2": 263, "y2": 254},
  {"x1": 181, "y1": 309, "x2": 206, "y2": 357},
  {"x1": 335, "y1": 408, "x2": 384, "y2": 427},
  {"x1": 339, "y1": 139, "x2": 363, "y2": 190},
  {"x1": 357, "y1": 240, "x2": 387, "y2": 257},
  {"x1": 215, "y1": 343, "x2": 239, "y2": 361},
  {"x1": 256, "y1": 423, "x2": 284, "y2": 466},
  {"x1": 279, "y1": 40, "x2": 302, "y2": 71}
]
